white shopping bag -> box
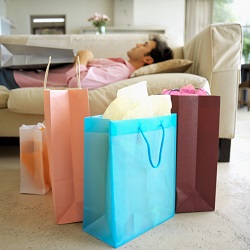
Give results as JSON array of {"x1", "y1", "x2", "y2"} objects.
[{"x1": 19, "y1": 123, "x2": 51, "y2": 195}]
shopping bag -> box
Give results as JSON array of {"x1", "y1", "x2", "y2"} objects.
[
  {"x1": 171, "y1": 95, "x2": 220, "y2": 213},
  {"x1": 0, "y1": 43, "x2": 74, "y2": 69},
  {"x1": 19, "y1": 123, "x2": 51, "y2": 195},
  {"x1": 43, "y1": 57, "x2": 90, "y2": 224},
  {"x1": 83, "y1": 114, "x2": 177, "y2": 248}
]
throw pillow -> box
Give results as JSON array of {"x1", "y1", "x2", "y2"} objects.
[{"x1": 130, "y1": 59, "x2": 193, "y2": 78}]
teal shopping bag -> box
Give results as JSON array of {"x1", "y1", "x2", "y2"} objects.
[{"x1": 83, "y1": 114, "x2": 177, "y2": 248}]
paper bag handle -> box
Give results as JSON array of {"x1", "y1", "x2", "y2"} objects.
[
  {"x1": 43, "y1": 56, "x2": 51, "y2": 90},
  {"x1": 43, "y1": 56, "x2": 81, "y2": 89},
  {"x1": 139, "y1": 124, "x2": 165, "y2": 169},
  {"x1": 75, "y1": 56, "x2": 81, "y2": 89}
]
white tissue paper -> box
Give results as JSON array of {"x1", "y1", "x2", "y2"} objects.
[{"x1": 102, "y1": 81, "x2": 172, "y2": 120}]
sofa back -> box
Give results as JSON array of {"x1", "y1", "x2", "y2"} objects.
[{"x1": 0, "y1": 34, "x2": 184, "y2": 61}]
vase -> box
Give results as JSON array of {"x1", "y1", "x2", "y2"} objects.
[{"x1": 97, "y1": 26, "x2": 106, "y2": 35}]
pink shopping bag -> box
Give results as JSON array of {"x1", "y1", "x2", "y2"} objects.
[{"x1": 43, "y1": 57, "x2": 90, "y2": 224}]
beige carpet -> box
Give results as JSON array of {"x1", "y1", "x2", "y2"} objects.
[{"x1": 0, "y1": 107, "x2": 250, "y2": 250}]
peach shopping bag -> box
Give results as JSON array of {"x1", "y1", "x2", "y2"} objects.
[{"x1": 43, "y1": 57, "x2": 90, "y2": 224}]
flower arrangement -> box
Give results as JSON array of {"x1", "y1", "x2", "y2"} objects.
[{"x1": 88, "y1": 13, "x2": 110, "y2": 28}]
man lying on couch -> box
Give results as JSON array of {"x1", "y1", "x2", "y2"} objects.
[{"x1": 0, "y1": 35, "x2": 173, "y2": 90}]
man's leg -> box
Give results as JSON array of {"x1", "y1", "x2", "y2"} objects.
[{"x1": 0, "y1": 68, "x2": 20, "y2": 89}]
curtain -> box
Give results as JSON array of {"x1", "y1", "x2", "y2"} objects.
[{"x1": 185, "y1": 0, "x2": 213, "y2": 42}]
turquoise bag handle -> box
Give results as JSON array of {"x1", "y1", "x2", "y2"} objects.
[{"x1": 139, "y1": 124, "x2": 165, "y2": 169}]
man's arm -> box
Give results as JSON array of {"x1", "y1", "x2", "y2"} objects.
[
  {"x1": 74, "y1": 50, "x2": 94, "y2": 66},
  {"x1": 68, "y1": 61, "x2": 134, "y2": 89}
]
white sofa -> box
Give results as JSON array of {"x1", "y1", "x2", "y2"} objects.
[{"x1": 0, "y1": 23, "x2": 242, "y2": 162}]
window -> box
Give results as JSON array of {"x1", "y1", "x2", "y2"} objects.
[
  {"x1": 30, "y1": 15, "x2": 66, "y2": 34},
  {"x1": 213, "y1": 0, "x2": 250, "y2": 63}
]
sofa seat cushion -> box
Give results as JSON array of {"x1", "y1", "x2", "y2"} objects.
[
  {"x1": 7, "y1": 73, "x2": 210, "y2": 116},
  {"x1": 8, "y1": 87, "x2": 44, "y2": 114},
  {"x1": 0, "y1": 86, "x2": 10, "y2": 108}
]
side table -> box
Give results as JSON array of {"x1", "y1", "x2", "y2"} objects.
[{"x1": 239, "y1": 64, "x2": 250, "y2": 111}]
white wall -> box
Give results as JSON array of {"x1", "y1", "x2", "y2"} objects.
[
  {"x1": 134, "y1": 0, "x2": 185, "y2": 39},
  {"x1": 114, "y1": 0, "x2": 134, "y2": 27},
  {"x1": 6, "y1": 0, "x2": 113, "y2": 34},
  {"x1": 0, "y1": 0, "x2": 11, "y2": 35},
  {"x1": 5, "y1": 0, "x2": 185, "y2": 41},
  {"x1": 0, "y1": 0, "x2": 6, "y2": 16}
]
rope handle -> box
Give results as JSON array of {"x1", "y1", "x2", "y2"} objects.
[
  {"x1": 43, "y1": 56, "x2": 81, "y2": 89},
  {"x1": 139, "y1": 124, "x2": 165, "y2": 168},
  {"x1": 43, "y1": 56, "x2": 51, "y2": 90},
  {"x1": 75, "y1": 56, "x2": 81, "y2": 89}
]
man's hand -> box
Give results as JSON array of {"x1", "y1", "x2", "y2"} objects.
[{"x1": 75, "y1": 50, "x2": 94, "y2": 66}]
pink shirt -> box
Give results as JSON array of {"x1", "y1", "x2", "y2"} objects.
[{"x1": 14, "y1": 58, "x2": 135, "y2": 89}]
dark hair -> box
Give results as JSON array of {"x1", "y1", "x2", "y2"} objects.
[{"x1": 146, "y1": 35, "x2": 174, "y2": 64}]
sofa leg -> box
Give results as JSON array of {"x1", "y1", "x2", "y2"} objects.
[
  {"x1": 218, "y1": 138, "x2": 231, "y2": 162},
  {"x1": 0, "y1": 137, "x2": 20, "y2": 146}
]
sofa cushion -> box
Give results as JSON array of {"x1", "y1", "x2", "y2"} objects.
[
  {"x1": 130, "y1": 59, "x2": 193, "y2": 78},
  {"x1": 89, "y1": 73, "x2": 210, "y2": 115},
  {"x1": 0, "y1": 86, "x2": 9, "y2": 108},
  {"x1": 7, "y1": 73, "x2": 210, "y2": 116},
  {"x1": 8, "y1": 87, "x2": 44, "y2": 114}
]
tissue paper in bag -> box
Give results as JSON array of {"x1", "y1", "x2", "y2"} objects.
[{"x1": 103, "y1": 81, "x2": 172, "y2": 120}]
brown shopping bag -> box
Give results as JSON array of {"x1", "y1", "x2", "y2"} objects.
[
  {"x1": 19, "y1": 123, "x2": 51, "y2": 195},
  {"x1": 171, "y1": 95, "x2": 220, "y2": 213},
  {"x1": 43, "y1": 57, "x2": 90, "y2": 224}
]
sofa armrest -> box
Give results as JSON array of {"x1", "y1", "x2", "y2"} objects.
[
  {"x1": 183, "y1": 23, "x2": 242, "y2": 84},
  {"x1": 183, "y1": 23, "x2": 242, "y2": 139}
]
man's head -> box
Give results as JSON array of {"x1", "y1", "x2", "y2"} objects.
[
  {"x1": 127, "y1": 35, "x2": 174, "y2": 69},
  {"x1": 148, "y1": 35, "x2": 174, "y2": 64}
]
